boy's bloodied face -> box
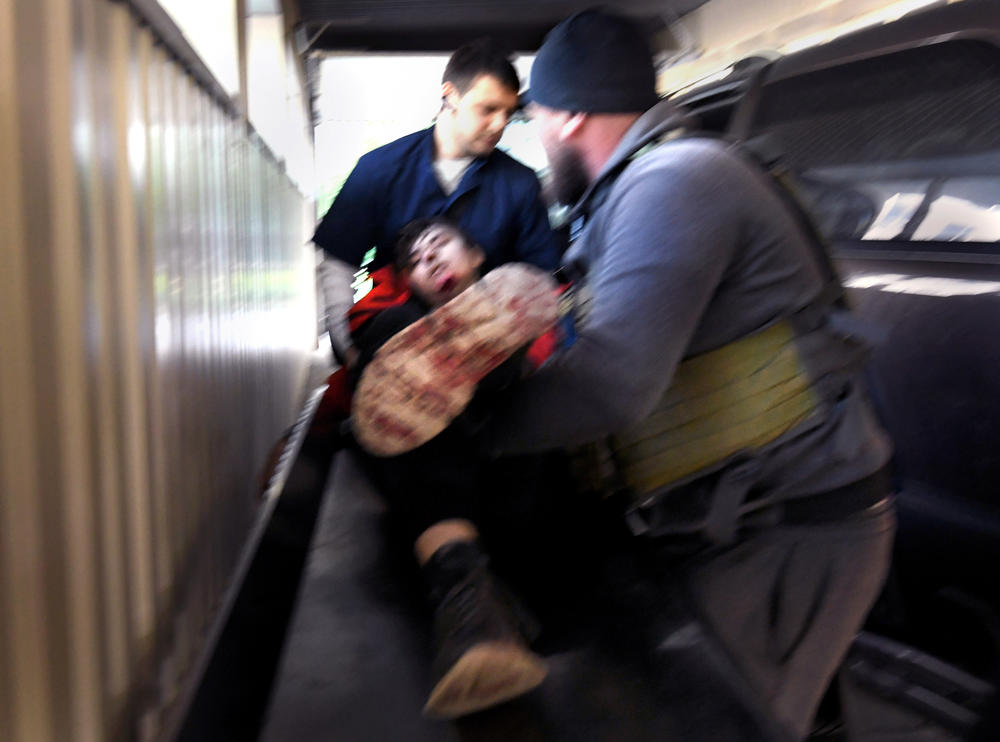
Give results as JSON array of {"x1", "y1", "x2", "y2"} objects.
[{"x1": 404, "y1": 224, "x2": 484, "y2": 306}]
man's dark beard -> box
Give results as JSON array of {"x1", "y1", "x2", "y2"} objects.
[{"x1": 547, "y1": 145, "x2": 590, "y2": 207}]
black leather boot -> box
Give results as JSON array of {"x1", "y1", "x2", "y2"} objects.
[{"x1": 421, "y1": 540, "x2": 547, "y2": 719}]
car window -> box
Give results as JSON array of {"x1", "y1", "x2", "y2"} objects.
[
  {"x1": 751, "y1": 38, "x2": 1000, "y2": 248},
  {"x1": 795, "y1": 165, "x2": 1000, "y2": 244}
]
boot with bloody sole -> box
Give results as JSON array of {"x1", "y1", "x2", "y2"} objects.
[{"x1": 353, "y1": 263, "x2": 558, "y2": 456}]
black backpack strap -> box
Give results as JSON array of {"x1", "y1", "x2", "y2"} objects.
[
  {"x1": 724, "y1": 62, "x2": 848, "y2": 311},
  {"x1": 725, "y1": 61, "x2": 774, "y2": 142},
  {"x1": 736, "y1": 139, "x2": 849, "y2": 310},
  {"x1": 667, "y1": 126, "x2": 849, "y2": 314}
]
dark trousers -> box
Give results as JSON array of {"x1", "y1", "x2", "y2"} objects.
[
  {"x1": 356, "y1": 421, "x2": 488, "y2": 543},
  {"x1": 355, "y1": 417, "x2": 582, "y2": 555},
  {"x1": 687, "y1": 497, "x2": 896, "y2": 739}
]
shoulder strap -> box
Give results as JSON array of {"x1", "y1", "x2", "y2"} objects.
[
  {"x1": 629, "y1": 125, "x2": 848, "y2": 312},
  {"x1": 725, "y1": 60, "x2": 774, "y2": 141},
  {"x1": 733, "y1": 138, "x2": 849, "y2": 310},
  {"x1": 723, "y1": 61, "x2": 847, "y2": 309},
  {"x1": 585, "y1": 93, "x2": 847, "y2": 313}
]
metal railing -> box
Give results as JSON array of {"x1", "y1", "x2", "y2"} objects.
[{"x1": 0, "y1": 0, "x2": 316, "y2": 739}]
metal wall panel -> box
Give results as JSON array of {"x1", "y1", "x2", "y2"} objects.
[{"x1": 0, "y1": 0, "x2": 316, "y2": 739}]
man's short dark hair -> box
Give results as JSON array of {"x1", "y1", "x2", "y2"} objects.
[
  {"x1": 443, "y1": 38, "x2": 519, "y2": 94},
  {"x1": 394, "y1": 216, "x2": 478, "y2": 271}
]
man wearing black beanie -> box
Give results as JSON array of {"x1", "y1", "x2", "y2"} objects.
[{"x1": 481, "y1": 8, "x2": 896, "y2": 740}]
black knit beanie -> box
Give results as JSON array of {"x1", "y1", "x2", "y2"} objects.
[{"x1": 527, "y1": 8, "x2": 659, "y2": 113}]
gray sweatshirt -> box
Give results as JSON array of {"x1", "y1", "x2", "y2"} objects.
[{"x1": 486, "y1": 101, "x2": 891, "y2": 500}]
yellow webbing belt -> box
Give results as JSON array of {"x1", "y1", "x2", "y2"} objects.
[{"x1": 610, "y1": 320, "x2": 821, "y2": 495}]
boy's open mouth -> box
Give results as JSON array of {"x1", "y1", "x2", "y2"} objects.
[{"x1": 436, "y1": 273, "x2": 456, "y2": 293}]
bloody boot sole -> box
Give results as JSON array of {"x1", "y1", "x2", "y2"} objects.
[{"x1": 353, "y1": 264, "x2": 558, "y2": 456}]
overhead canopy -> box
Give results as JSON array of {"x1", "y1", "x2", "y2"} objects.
[{"x1": 294, "y1": 0, "x2": 711, "y2": 53}]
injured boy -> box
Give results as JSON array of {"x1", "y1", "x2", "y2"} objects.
[{"x1": 349, "y1": 216, "x2": 560, "y2": 719}]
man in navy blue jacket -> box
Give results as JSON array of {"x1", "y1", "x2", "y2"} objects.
[{"x1": 314, "y1": 39, "x2": 564, "y2": 366}]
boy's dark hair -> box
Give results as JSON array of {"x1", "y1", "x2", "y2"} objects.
[
  {"x1": 393, "y1": 216, "x2": 479, "y2": 271},
  {"x1": 443, "y1": 38, "x2": 519, "y2": 94}
]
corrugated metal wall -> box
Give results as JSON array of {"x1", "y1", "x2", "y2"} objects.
[{"x1": 0, "y1": 0, "x2": 317, "y2": 740}]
